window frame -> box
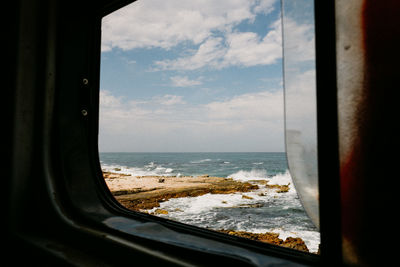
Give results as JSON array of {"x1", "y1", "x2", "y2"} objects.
[{"x1": 13, "y1": 0, "x2": 340, "y2": 265}]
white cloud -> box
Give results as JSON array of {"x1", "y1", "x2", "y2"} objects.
[
  {"x1": 100, "y1": 89, "x2": 284, "y2": 131},
  {"x1": 99, "y1": 89, "x2": 285, "y2": 152},
  {"x1": 284, "y1": 69, "x2": 316, "y2": 119},
  {"x1": 253, "y1": 0, "x2": 276, "y2": 14},
  {"x1": 153, "y1": 95, "x2": 186, "y2": 106},
  {"x1": 102, "y1": 0, "x2": 282, "y2": 71},
  {"x1": 282, "y1": 17, "x2": 315, "y2": 63},
  {"x1": 154, "y1": 18, "x2": 282, "y2": 71},
  {"x1": 100, "y1": 90, "x2": 123, "y2": 108},
  {"x1": 102, "y1": 0, "x2": 276, "y2": 52},
  {"x1": 170, "y1": 76, "x2": 202, "y2": 87},
  {"x1": 205, "y1": 90, "x2": 283, "y2": 122},
  {"x1": 154, "y1": 37, "x2": 226, "y2": 70},
  {"x1": 222, "y1": 20, "x2": 282, "y2": 67},
  {"x1": 100, "y1": 92, "x2": 185, "y2": 124},
  {"x1": 99, "y1": 0, "x2": 287, "y2": 151},
  {"x1": 279, "y1": 13, "x2": 317, "y2": 143}
]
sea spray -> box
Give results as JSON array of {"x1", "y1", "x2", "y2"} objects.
[
  {"x1": 228, "y1": 169, "x2": 268, "y2": 181},
  {"x1": 150, "y1": 171, "x2": 320, "y2": 253}
]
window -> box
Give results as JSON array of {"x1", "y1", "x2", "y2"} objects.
[
  {"x1": 9, "y1": 0, "x2": 348, "y2": 265},
  {"x1": 99, "y1": 0, "x2": 320, "y2": 255}
]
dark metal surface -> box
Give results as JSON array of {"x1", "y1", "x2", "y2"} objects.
[{"x1": 5, "y1": 0, "x2": 319, "y2": 265}]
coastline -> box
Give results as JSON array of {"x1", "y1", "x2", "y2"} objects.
[{"x1": 103, "y1": 171, "x2": 311, "y2": 253}]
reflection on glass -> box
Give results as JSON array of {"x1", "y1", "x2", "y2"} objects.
[{"x1": 281, "y1": 0, "x2": 319, "y2": 229}]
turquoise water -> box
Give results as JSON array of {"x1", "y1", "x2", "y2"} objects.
[{"x1": 99, "y1": 152, "x2": 320, "y2": 252}]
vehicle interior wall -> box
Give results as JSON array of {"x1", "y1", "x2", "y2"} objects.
[{"x1": 6, "y1": 0, "x2": 399, "y2": 266}]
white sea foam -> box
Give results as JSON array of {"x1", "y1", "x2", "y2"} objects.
[
  {"x1": 152, "y1": 188, "x2": 320, "y2": 253},
  {"x1": 148, "y1": 171, "x2": 320, "y2": 253},
  {"x1": 146, "y1": 162, "x2": 156, "y2": 168},
  {"x1": 102, "y1": 158, "x2": 320, "y2": 253},
  {"x1": 227, "y1": 169, "x2": 268, "y2": 181},
  {"x1": 149, "y1": 191, "x2": 268, "y2": 220},
  {"x1": 102, "y1": 163, "x2": 174, "y2": 177},
  {"x1": 228, "y1": 169, "x2": 294, "y2": 188},
  {"x1": 269, "y1": 170, "x2": 293, "y2": 185},
  {"x1": 190, "y1": 159, "x2": 212, "y2": 164},
  {"x1": 153, "y1": 193, "x2": 242, "y2": 214}
]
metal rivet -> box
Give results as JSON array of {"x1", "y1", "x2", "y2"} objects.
[
  {"x1": 82, "y1": 78, "x2": 89, "y2": 85},
  {"x1": 81, "y1": 109, "x2": 88, "y2": 116}
]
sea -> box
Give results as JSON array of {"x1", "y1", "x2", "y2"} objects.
[{"x1": 99, "y1": 152, "x2": 320, "y2": 253}]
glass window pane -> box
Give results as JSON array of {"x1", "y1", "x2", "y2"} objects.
[{"x1": 281, "y1": 0, "x2": 319, "y2": 229}]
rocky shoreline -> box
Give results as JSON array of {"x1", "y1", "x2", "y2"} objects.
[
  {"x1": 217, "y1": 230, "x2": 309, "y2": 252},
  {"x1": 103, "y1": 171, "x2": 310, "y2": 253}
]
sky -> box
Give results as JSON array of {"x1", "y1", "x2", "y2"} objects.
[{"x1": 99, "y1": 0, "x2": 315, "y2": 152}]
